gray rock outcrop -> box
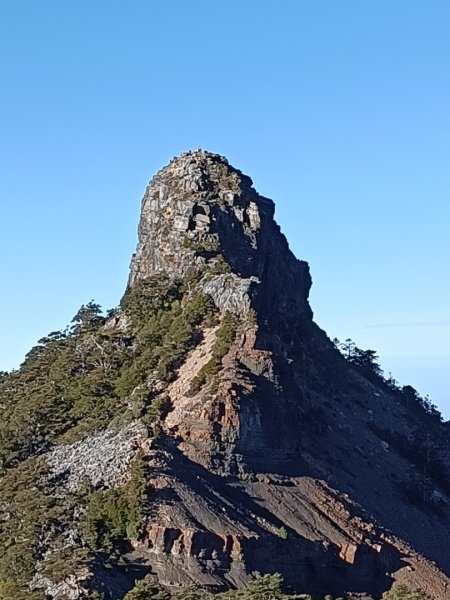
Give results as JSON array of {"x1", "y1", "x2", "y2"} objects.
[
  {"x1": 128, "y1": 150, "x2": 312, "y2": 322},
  {"x1": 46, "y1": 421, "x2": 147, "y2": 492}
]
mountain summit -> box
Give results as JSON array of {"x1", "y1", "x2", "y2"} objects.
[
  {"x1": 1, "y1": 151, "x2": 450, "y2": 600},
  {"x1": 129, "y1": 150, "x2": 312, "y2": 321}
]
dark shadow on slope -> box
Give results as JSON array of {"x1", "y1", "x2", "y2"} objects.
[
  {"x1": 149, "y1": 443, "x2": 403, "y2": 598},
  {"x1": 248, "y1": 317, "x2": 450, "y2": 579},
  {"x1": 90, "y1": 550, "x2": 149, "y2": 600}
]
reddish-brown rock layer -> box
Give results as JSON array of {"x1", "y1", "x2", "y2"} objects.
[{"x1": 125, "y1": 150, "x2": 450, "y2": 598}]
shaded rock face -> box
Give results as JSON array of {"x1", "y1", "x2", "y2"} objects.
[
  {"x1": 122, "y1": 151, "x2": 450, "y2": 599},
  {"x1": 129, "y1": 150, "x2": 312, "y2": 324}
]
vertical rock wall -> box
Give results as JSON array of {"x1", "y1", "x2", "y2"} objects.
[{"x1": 128, "y1": 150, "x2": 312, "y2": 323}]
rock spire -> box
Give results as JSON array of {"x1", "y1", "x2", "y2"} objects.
[{"x1": 129, "y1": 150, "x2": 312, "y2": 321}]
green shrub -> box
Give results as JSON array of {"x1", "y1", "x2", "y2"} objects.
[
  {"x1": 82, "y1": 451, "x2": 148, "y2": 550},
  {"x1": 124, "y1": 573, "x2": 304, "y2": 600},
  {"x1": 385, "y1": 584, "x2": 434, "y2": 600},
  {"x1": 119, "y1": 279, "x2": 216, "y2": 388},
  {"x1": 124, "y1": 575, "x2": 171, "y2": 599},
  {"x1": 190, "y1": 312, "x2": 239, "y2": 395},
  {"x1": 0, "y1": 579, "x2": 45, "y2": 600}
]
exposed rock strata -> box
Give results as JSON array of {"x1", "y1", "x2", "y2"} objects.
[{"x1": 122, "y1": 150, "x2": 450, "y2": 598}]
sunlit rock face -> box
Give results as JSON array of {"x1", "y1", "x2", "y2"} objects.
[{"x1": 128, "y1": 150, "x2": 313, "y2": 323}]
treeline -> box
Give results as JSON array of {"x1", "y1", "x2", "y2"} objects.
[
  {"x1": 123, "y1": 573, "x2": 302, "y2": 600},
  {"x1": 333, "y1": 338, "x2": 442, "y2": 421},
  {"x1": 119, "y1": 574, "x2": 434, "y2": 600},
  {"x1": 334, "y1": 338, "x2": 450, "y2": 513}
]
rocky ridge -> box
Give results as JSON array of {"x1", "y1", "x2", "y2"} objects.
[
  {"x1": 122, "y1": 151, "x2": 450, "y2": 597},
  {"x1": 1, "y1": 150, "x2": 449, "y2": 600}
]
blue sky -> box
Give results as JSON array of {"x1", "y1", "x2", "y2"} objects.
[{"x1": 1, "y1": 1, "x2": 449, "y2": 416}]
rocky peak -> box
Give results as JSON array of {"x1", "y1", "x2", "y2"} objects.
[
  {"x1": 123, "y1": 153, "x2": 450, "y2": 598},
  {"x1": 3, "y1": 151, "x2": 450, "y2": 600},
  {"x1": 128, "y1": 150, "x2": 312, "y2": 321}
]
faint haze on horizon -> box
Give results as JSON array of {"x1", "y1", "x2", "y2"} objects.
[{"x1": 1, "y1": 1, "x2": 449, "y2": 416}]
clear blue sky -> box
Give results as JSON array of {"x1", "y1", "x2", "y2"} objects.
[{"x1": 1, "y1": 1, "x2": 449, "y2": 416}]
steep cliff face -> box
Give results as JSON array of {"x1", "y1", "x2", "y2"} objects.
[
  {"x1": 123, "y1": 151, "x2": 450, "y2": 598},
  {"x1": 125, "y1": 150, "x2": 319, "y2": 475},
  {"x1": 128, "y1": 150, "x2": 312, "y2": 323},
  {"x1": 2, "y1": 150, "x2": 450, "y2": 600},
  {"x1": 124, "y1": 151, "x2": 450, "y2": 593}
]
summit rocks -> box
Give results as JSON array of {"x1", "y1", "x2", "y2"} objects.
[{"x1": 128, "y1": 150, "x2": 312, "y2": 323}]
